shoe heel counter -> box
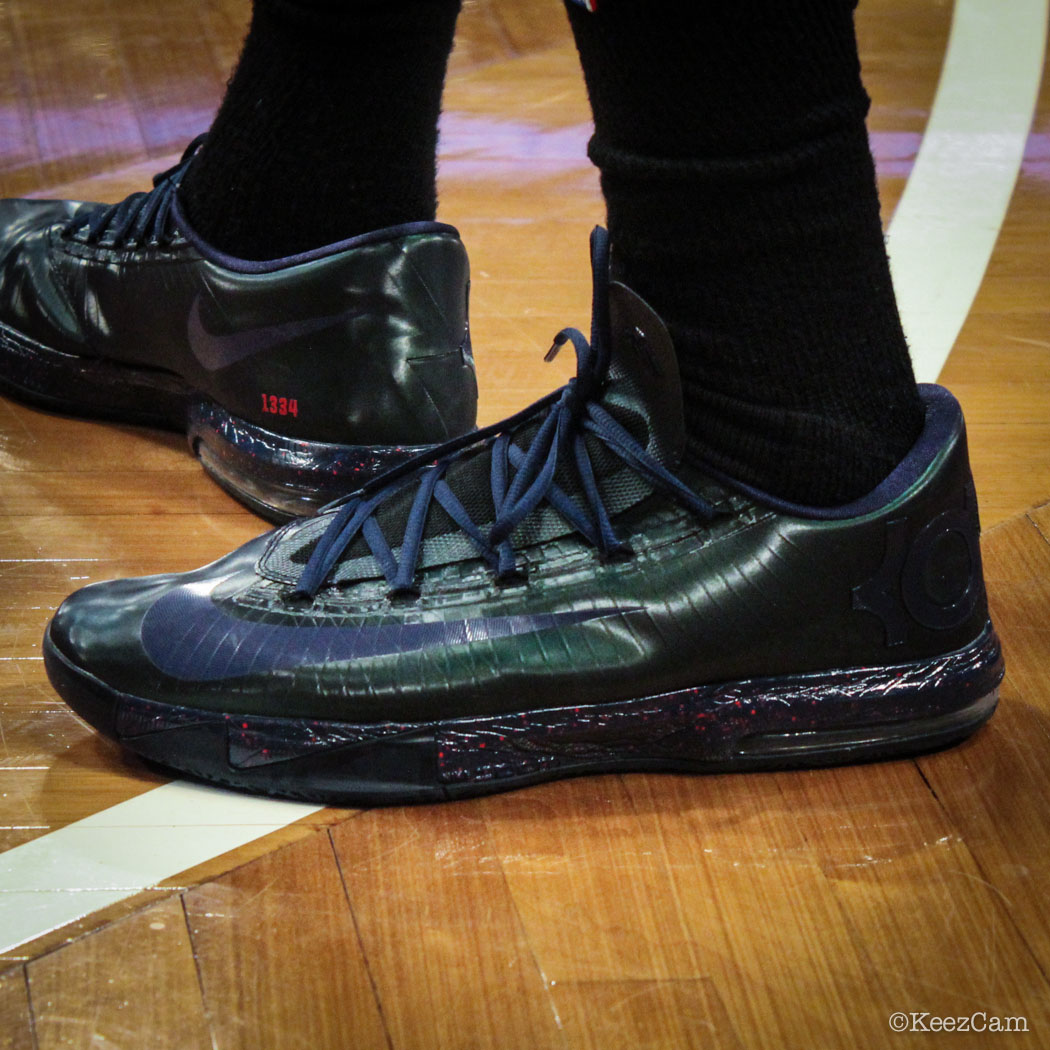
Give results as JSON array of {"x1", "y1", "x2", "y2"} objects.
[
  {"x1": 915, "y1": 416, "x2": 989, "y2": 634},
  {"x1": 397, "y1": 233, "x2": 478, "y2": 442},
  {"x1": 198, "y1": 231, "x2": 477, "y2": 446},
  {"x1": 853, "y1": 392, "x2": 991, "y2": 654}
]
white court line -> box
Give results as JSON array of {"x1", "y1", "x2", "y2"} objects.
[
  {"x1": 0, "y1": 0, "x2": 1045, "y2": 957},
  {"x1": 887, "y1": 0, "x2": 1048, "y2": 382},
  {"x1": 0, "y1": 783, "x2": 320, "y2": 954}
]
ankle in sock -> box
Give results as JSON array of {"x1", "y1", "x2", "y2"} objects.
[
  {"x1": 178, "y1": 0, "x2": 461, "y2": 260},
  {"x1": 566, "y1": 0, "x2": 925, "y2": 506}
]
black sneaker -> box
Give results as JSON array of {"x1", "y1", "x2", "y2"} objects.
[
  {"x1": 0, "y1": 137, "x2": 477, "y2": 521},
  {"x1": 42, "y1": 228, "x2": 1002, "y2": 805}
]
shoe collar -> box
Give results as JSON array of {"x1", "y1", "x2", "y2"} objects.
[{"x1": 172, "y1": 194, "x2": 461, "y2": 275}]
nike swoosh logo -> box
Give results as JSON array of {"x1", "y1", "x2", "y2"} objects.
[
  {"x1": 140, "y1": 581, "x2": 635, "y2": 683},
  {"x1": 187, "y1": 296, "x2": 364, "y2": 371}
]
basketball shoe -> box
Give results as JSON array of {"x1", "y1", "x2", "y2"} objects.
[
  {"x1": 42, "y1": 228, "x2": 1001, "y2": 804},
  {"x1": 0, "y1": 137, "x2": 477, "y2": 520}
]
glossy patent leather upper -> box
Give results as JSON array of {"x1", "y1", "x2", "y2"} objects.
[
  {"x1": 47, "y1": 272, "x2": 990, "y2": 723},
  {"x1": 0, "y1": 197, "x2": 477, "y2": 445}
]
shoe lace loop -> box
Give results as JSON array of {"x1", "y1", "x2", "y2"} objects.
[
  {"x1": 292, "y1": 227, "x2": 717, "y2": 600},
  {"x1": 65, "y1": 134, "x2": 206, "y2": 247}
]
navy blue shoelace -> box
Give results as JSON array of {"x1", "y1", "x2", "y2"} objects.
[
  {"x1": 293, "y1": 227, "x2": 718, "y2": 600},
  {"x1": 65, "y1": 134, "x2": 206, "y2": 247}
]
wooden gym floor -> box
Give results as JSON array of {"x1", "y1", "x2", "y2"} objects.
[{"x1": 1, "y1": 1, "x2": 1049, "y2": 1047}]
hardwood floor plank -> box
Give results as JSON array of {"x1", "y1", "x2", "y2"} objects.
[
  {"x1": 331, "y1": 807, "x2": 567, "y2": 1050},
  {"x1": 155, "y1": 817, "x2": 342, "y2": 890},
  {"x1": 185, "y1": 830, "x2": 388, "y2": 1050},
  {"x1": 449, "y1": 1, "x2": 514, "y2": 74},
  {"x1": 778, "y1": 760, "x2": 1050, "y2": 1043},
  {"x1": 27, "y1": 895, "x2": 212, "y2": 1050},
  {"x1": 198, "y1": 0, "x2": 250, "y2": 80},
  {"x1": 0, "y1": 513, "x2": 263, "y2": 567},
  {"x1": 0, "y1": 658, "x2": 165, "y2": 849},
  {"x1": 480, "y1": 777, "x2": 700, "y2": 981},
  {"x1": 626, "y1": 774, "x2": 876, "y2": 1048},
  {"x1": 0, "y1": 758, "x2": 165, "y2": 849},
  {"x1": 909, "y1": 514, "x2": 1050, "y2": 977},
  {"x1": 1027, "y1": 499, "x2": 1050, "y2": 543},
  {"x1": 858, "y1": 0, "x2": 952, "y2": 136},
  {"x1": 0, "y1": 4, "x2": 39, "y2": 184},
  {"x1": 111, "y1": 5, "x2": 224, "y2": 156},
  {"x1": 0, "y1": 966, "x2": 34, "y2": 1050},
  {"x1": 0, "y1": 396, "x2": 196, "y2": 474},
  {"x1": 0, "y1": 470, "x2": 243, "y2": 518},
  {"x1": 964, "y1": 425, "x2": 1050, "y2": 529},
  {"x1": 550, "y1": 979, "x2": 744, "y2": 1050},
  {"x1": 1, "y1": 0, "x2": 148, "y2": 197},
  {"x1": 489, "y1": 0, "x2": 574, "y2": 56},
  {"x1": 0, "y1": 665, "x2": 164, "y2": 851}
]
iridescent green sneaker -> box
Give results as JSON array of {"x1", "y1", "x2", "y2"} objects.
[
  {"x1": 0, "y1": 137, "x2": 476, "y2": 520},
  {"x1": 42, "y1": 228, "x2": 1001, "y2": 805}
]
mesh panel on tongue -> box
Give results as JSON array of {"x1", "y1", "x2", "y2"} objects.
[{"x1": 285, "y1": 438, "x2": 502, "y2": 568}]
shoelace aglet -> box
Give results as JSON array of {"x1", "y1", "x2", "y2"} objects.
[{"x1": 545, "y1": 330, "x2": 572, "y2": 363}]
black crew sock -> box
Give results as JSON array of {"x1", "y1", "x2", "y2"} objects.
[
  {"x1": 178, "y1": 0, "x2": 461, "y2": 260},
  {"x1": 565, "y1": 0, "x2": 925, "y2": 506}
]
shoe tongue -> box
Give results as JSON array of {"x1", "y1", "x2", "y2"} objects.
[
  {"x1": 260, "y1": 251, "x2": 689, "y2": 589},
  {"x1": 600, "y1": 280, "x2": 686, "y2": 470}
]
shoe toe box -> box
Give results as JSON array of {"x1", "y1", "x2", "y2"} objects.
[
  {"x1": 0, "y1": 198, "x2": 94, "y2": 339},
  {"x1": 48, "y1": 571, "x2": 185, "y2": 692},
  {"x1": 46, "y1": 533, "x2": 274, "y2": 700},
  {"x1": 0, "y1": 197, "x2": 87, "y2": 262}
]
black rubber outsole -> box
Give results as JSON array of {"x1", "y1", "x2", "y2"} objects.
[
  {"x1": 43, "y1": 621, "x2": 1004, "y2": 807},
  {"x1": 0, "y1": 321, "x2": 431, "y2": 522}
]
